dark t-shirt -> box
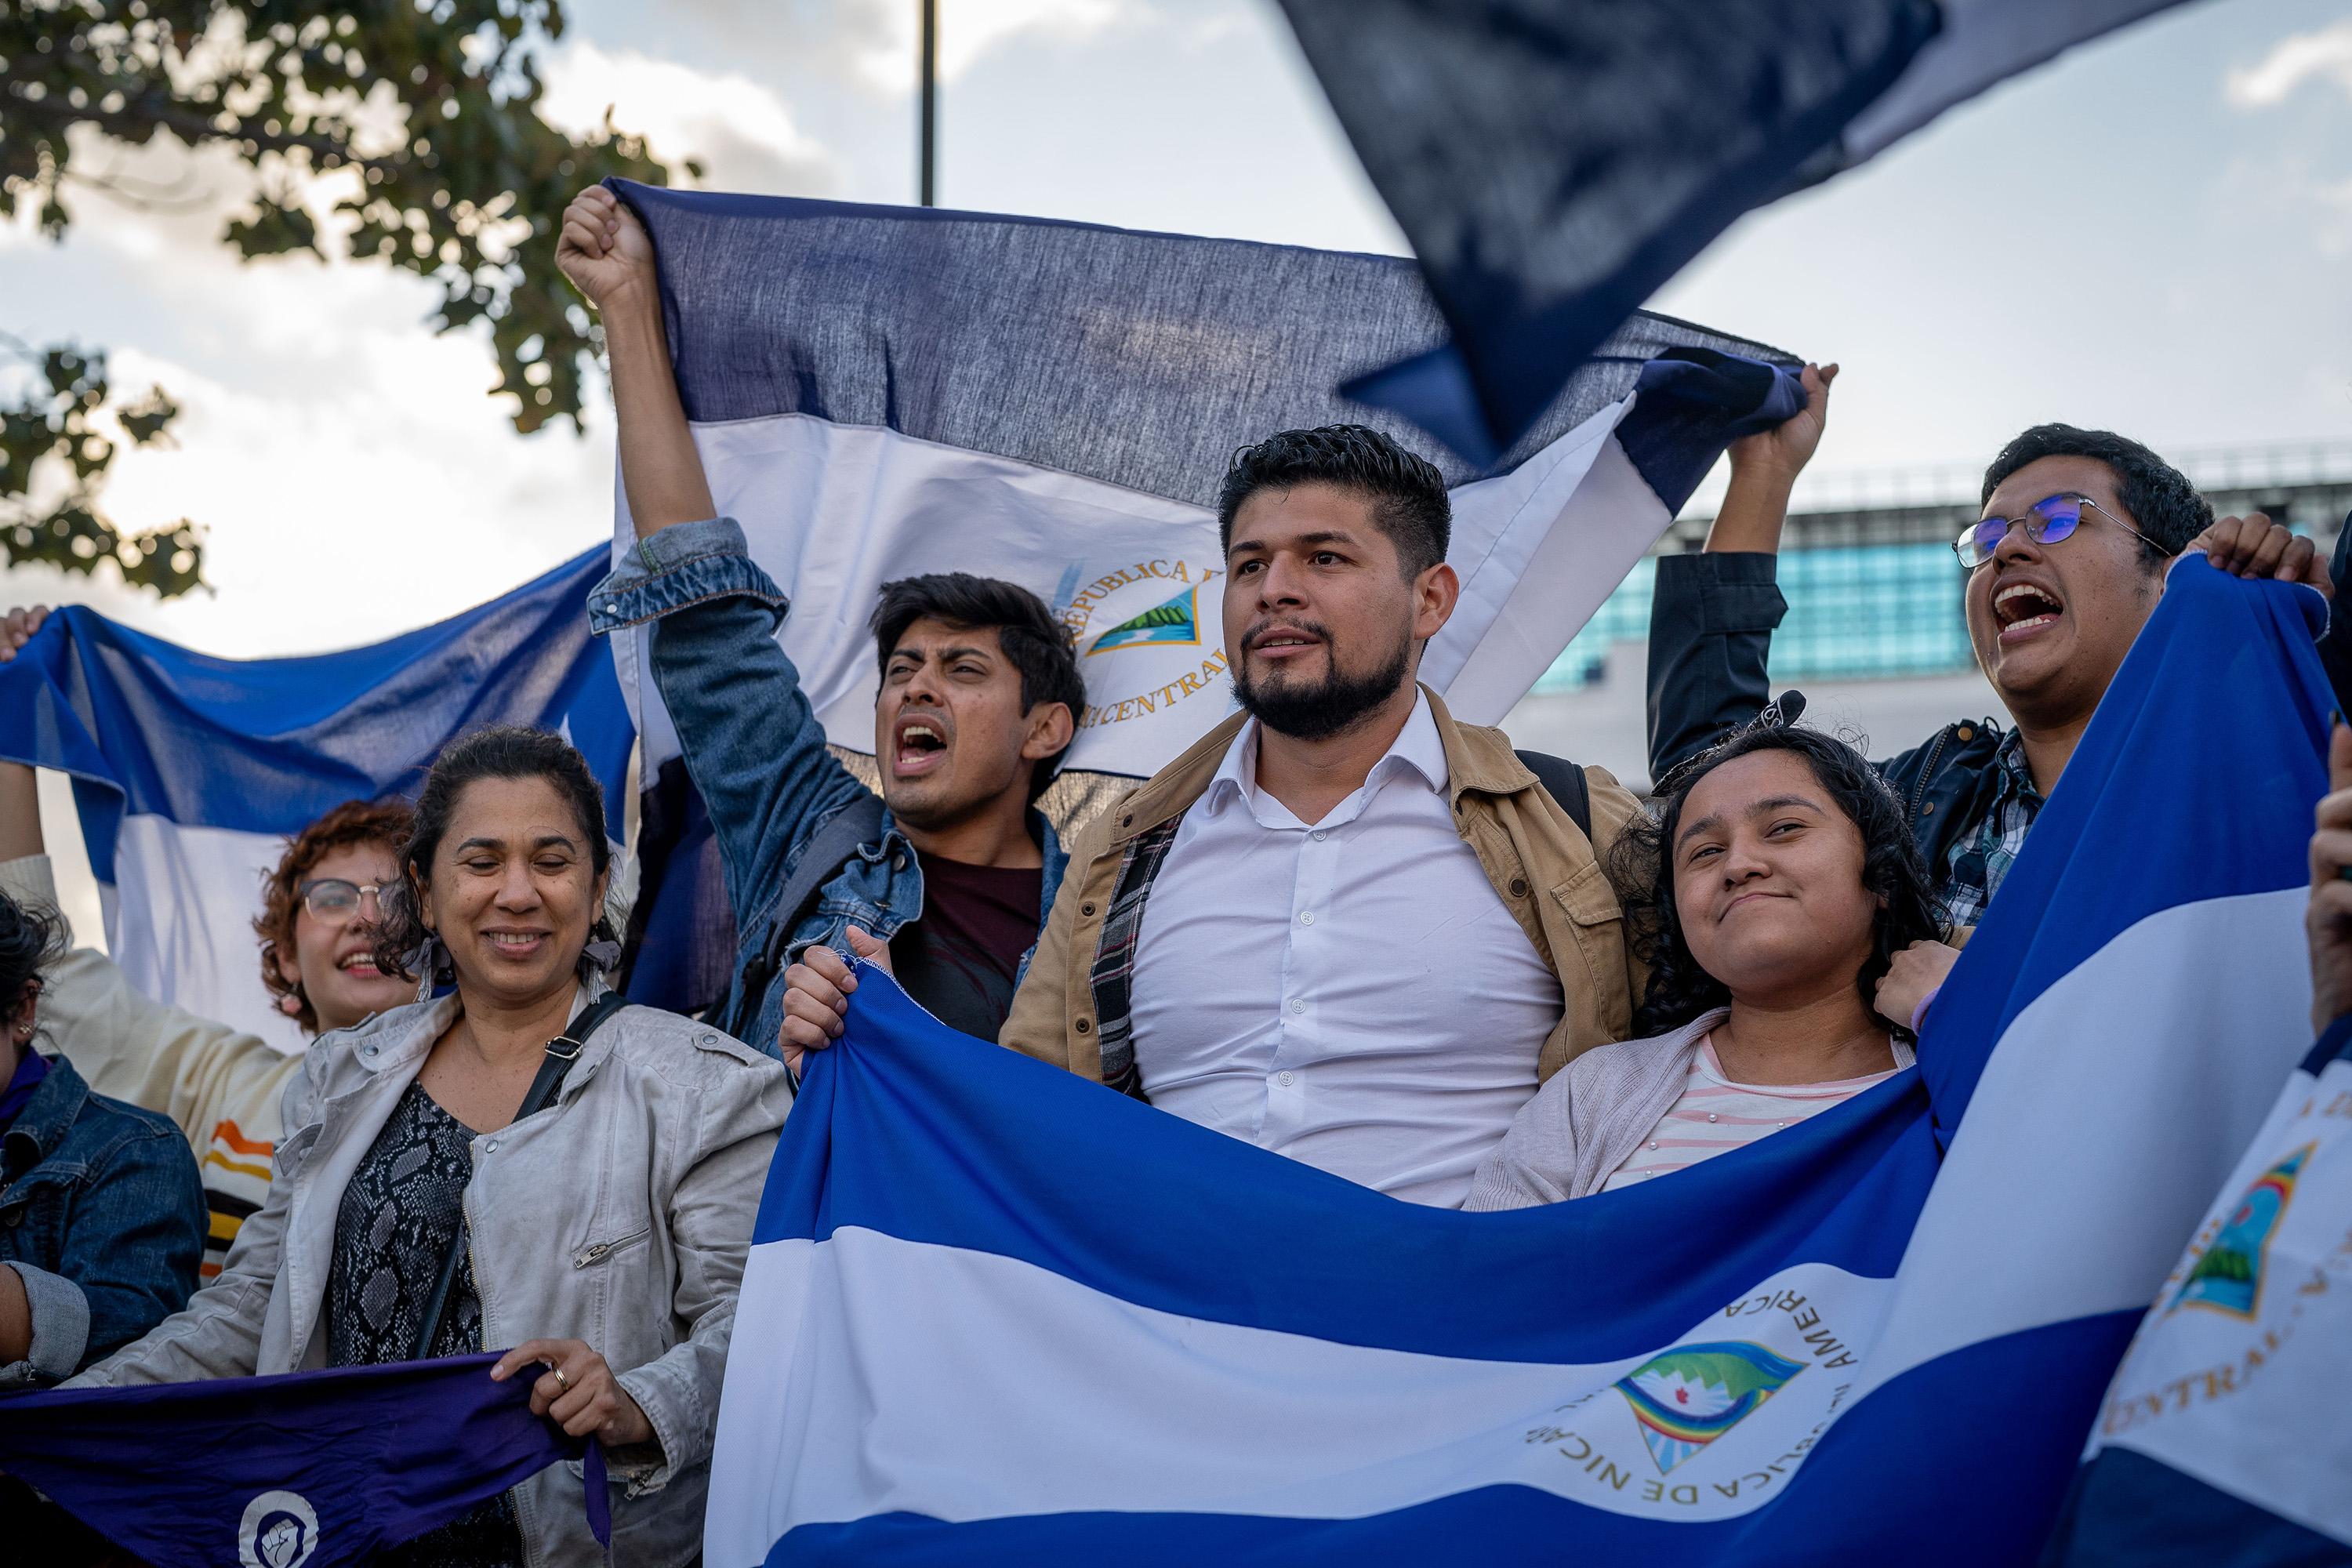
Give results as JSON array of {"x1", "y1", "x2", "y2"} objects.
[{"x1": 892, "y1": 851, "x2": 1044, "y2": 1041}]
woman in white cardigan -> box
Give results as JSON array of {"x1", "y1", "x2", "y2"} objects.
[{"x1": 1469, "y1": 720, "x2": 1947, "y2": 1210}]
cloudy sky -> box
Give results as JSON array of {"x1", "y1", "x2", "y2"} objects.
[{"x1": 3, "y1": 0, "x2": 2349, "y2": 659}]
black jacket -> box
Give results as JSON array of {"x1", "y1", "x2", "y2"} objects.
[{"x1": 1646, "y1": 532, "x2": 2352, "y2": 873}]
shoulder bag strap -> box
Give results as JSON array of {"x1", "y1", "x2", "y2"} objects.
[{"x1": 409, "y1": 989, "x2": 632, "y2": 1361}]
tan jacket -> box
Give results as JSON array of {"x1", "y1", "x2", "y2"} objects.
[{"x1": 1000, "y1": 687, "x2": 1646, "y2": 1087}]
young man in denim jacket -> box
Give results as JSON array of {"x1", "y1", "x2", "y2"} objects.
[{"x1": 561, "y1": 187, "x2": 1083, "y2": 1054}]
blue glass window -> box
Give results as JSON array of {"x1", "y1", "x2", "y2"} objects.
[{"x1": 1533, "y1": 543, "x2": 1973, "y2": 693}]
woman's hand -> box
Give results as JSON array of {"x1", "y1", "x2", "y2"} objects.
[
  {"x1": 1874, "y1": 938, "x2": 1960, "y2": 1034},
  {"x1": 492, "y1": 1338, "x2": 654, "y2": 1446},
  {"x1": 779, "y1": 927, "x2": 891, "y2": 1070}
]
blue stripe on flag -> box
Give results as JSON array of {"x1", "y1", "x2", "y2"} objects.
[
  {"x1": 0, "y1": 546, "x2": 630, "y2": 877},
  {"x1": 609, "y1": 181, "x2": 1796, "y2": 509}
]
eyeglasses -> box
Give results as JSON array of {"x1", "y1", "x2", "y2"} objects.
[
  {"x1": 298, "y1": 878, "x2": 388, "y2": 925},
  {"x1": 1951, "y1": 492, "x2": 2160, "y2": 571}
]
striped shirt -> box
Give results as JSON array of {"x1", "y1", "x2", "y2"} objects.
[{"x1": 1600, "y1": 1035, "x2": 1902, "y2": 1192}]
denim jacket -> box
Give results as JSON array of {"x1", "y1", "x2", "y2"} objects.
[
  {"x1": 0, "y1": 1053, "x2": 204, "y2": 1385},
  {"x1": 590, "y1": 517, "x2": 1066, "y2": 1055}
]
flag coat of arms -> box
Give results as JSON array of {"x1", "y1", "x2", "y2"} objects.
[
  {"x1": 702, "y1": 561, "x2": 2329, "y2": 1565},
  {"x1": 604, "y1": 181, "x2": 1800, "y2": 802}
]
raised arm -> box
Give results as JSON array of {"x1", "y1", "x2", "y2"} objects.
[
  {"x1": 0, "y1": 758, "x2": 37, "y2": 864},
  {"x1": 567, "y1": 189, "x2": 870, "y2": 936},
  {"x1": 1646, "y1": 363, "x2": 1835, "y2": 781},
  {"x1": 558, "y1": 186, "x2": 715, "y2": 537}
]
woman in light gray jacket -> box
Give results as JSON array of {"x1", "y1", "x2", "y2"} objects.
[
  {"x1": 72, "y1": 726, "x2": 791, "y2": 1567},
  {"x1": 1469, "y1": 721, "x2": 1945, "y2": 1210}
]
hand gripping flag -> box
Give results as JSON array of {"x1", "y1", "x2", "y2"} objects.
[
  {"x1": 1272, "y1": 0, "x2": 2187, "y2": 460},
  {"x1": 601, "y1": 181, "x2": 1801, "y2": 801},
  {"x1": 0, "y1": 548, "x2": 633, "y2": 1052},
  {"x1": 0, "y1": 1352, "x2": 607, "y2": 1567},
  {"x1": 2041, "y1": 1010, "x2": 2352, "y2": 1563},
  {"x1": 703, "y1": 558, "x2": 2326, "y2": 1565}
]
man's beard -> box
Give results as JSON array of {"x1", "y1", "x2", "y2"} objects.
[{"x1": 1232, "y1": 624, "x2": 1414, "y2": 742}]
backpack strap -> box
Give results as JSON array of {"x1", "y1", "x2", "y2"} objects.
[
  {"x1": 728, "y1": 792, "x2": 889, "y2": 1040},
  {"x1": 1514, "y1": 749, "x2": 1594, "y2": 842}
]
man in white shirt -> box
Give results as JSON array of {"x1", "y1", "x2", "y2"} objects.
[
  {"x1": 993, "y1": 425, "x2": 1647, "y2": 1206},
  {"x1": 789, "y1": 424, "x2": 1648, "y2": 1204}
]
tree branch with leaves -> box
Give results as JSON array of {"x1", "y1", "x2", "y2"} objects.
[{"x1": 0, "y1": 0, "x2": 691, "y2": 597}]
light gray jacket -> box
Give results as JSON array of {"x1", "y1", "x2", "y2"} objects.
[
  {"x1": 68, "y1": 976, "x2": 792, "y2": 1568},
  {"x1": 1465, "y1": 1009, "x2": 1913, "y2": 1210}
]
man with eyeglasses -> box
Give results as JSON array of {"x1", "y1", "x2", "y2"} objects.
[{"x1": 1649, "y1": 411, "x2": 2337, "y2": 1026}]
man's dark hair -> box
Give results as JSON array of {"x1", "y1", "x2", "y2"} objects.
[
  {"x1": 1980, "y1": 424, "x2": 2212, "y2": 560},
  {"x1": 870, "y1": 574, "x2": 1086, "y2": 803},
  {"x1": 1217, "y1": 424, "x2": 1451, "y2": 578},
  {"x1": 1613, "y1": 718, "x2": 1947, "y2": 1038}
]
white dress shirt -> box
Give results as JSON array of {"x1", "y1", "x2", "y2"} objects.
[{"x1": 1127, "y1": 692, "x2": 1564, "y2": 1207}]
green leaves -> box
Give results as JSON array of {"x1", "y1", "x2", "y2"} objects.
[
  {"x1": 1, "y1": 1, "x2": 689, "y2": 595},
  {"x1": 1, "y1": 336, "x2": 203, "y2": 597}
]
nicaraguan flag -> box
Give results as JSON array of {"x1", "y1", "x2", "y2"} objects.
[
  {"x1": 703, "y1": 558, "x2": 2325, "y2": 1565},
  {"x1": 604, "y1": 181, "x2": 1799, "y2": 802},
  {"x1": 0, "y1": 549, "x2": 633, "y2": 1051},
  {"x1": 1272, "y1": 0, "x2": 2187, "y2": 459},
  {"x1": 2042, "y1": 1008, "x2": 2352, "y2": 1563},
  {"x1": 0, "y1": 1352, "x2": 606, "y2": 1566}
]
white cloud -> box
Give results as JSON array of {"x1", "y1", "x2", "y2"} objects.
[
  {"x1": 539, "y1": 41, "x2": 837, "y2": 195},
  {"x1": 1, "y1": 165, "x2": 611, "y2": 657},
  {"x1": 2226, "y1": 20, "x2": 2352, "y2": 107},
  {"x1": 851, "y1": 0, "x2": 1137, "y2": 90}
]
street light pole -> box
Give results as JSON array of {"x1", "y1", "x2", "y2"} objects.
[{"x1": 918, "y1": 0, "x2": 938, "y2": 207}]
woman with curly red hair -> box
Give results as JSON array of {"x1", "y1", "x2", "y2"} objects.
[{"x1": 0, "y1": 708, "x2": 413, "y2": 1276}]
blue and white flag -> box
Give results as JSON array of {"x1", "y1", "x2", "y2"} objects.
[
  {"x1": 0, "y1": 1352, "x2": 606, "y2": 1567},
  {"x1": 606, "y1": 182, "x2": 1800, "y2": 794},
  {"x1": 1273, "y1": 0, "x2": 2187, "y2": 460},
  {"x1": 704, "y1": 558, "x2": 2325, "y2": 1565},
  {"x1": 2042, "y1": 1009, "x2": 2352, "y2": 1564},
  {"x1": 0, "y1": 548, "x2": 633, "y2": 1051}
]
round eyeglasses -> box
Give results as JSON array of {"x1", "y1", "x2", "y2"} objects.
[
  {"x1": 1951, "y1": 492, "x2": 2159, "y2": 571},
  {"x1": 296, "y1": 878, "x2": 387, "y2": 925}
]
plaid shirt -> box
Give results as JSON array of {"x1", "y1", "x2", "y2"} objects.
[
  {"x1": 1083, "y1": 816, "x2": 1185, "y2": 1100},
  {"x1": 1938, "y1": 728, "x2": 2043, "y2": 930}
]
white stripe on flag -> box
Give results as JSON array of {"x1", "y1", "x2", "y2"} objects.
[
  {"x1": 704, "y1": 1229, "x2": 1889, "y2": 1560},
  {"x1": 110, "y1": 813, "x2": 308, "y2": 1054},
  {"x1": 1862, "y1": 886, "x2": 2310, "y2": 1396},
  {"x1": 623, "y1": 400, "x2": 1656, "y2": 781}
]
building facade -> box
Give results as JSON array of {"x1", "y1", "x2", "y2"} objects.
[{"x1": 1506, "y1": 445, "x2": 2352, "y2": 790}]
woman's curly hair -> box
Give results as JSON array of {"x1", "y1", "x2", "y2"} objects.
[
  {"x1": 253, "y1": 799, "x2": 416, "y2": 1034},
  {"x1": 1613, "y1": 718, "x2": 1947, "y2": 1038},
  {"x1": 373, "y1": 725, "x2": 615, "y2": 985}
]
